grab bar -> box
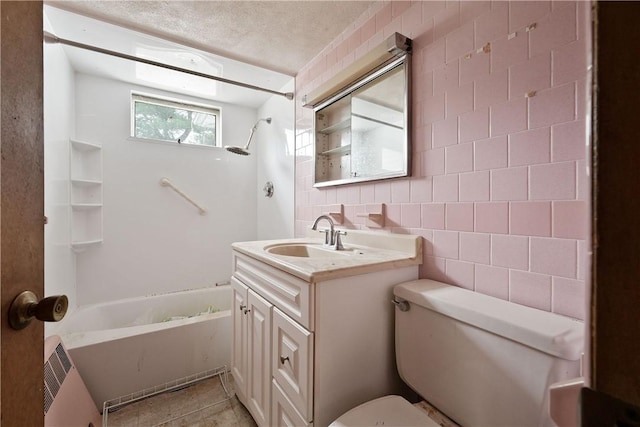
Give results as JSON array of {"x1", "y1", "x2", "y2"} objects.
[{"x1": 159, "y1": 177, "x2": 206, "y2": 215}]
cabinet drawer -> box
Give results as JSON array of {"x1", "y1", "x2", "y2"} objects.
[
  {"x1": 272, "y1": 380, "x2": 313, "y2": 427},
  {"x1": 272, "y1": 308, "x2": 314, "y2": 422},
  {"x1": 233, "y1": 252, "x2": 314, "y2": 330}
]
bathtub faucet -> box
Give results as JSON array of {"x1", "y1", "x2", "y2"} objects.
[{"x1": 311, "y1": 215, "x2": 346, "y2": 250}]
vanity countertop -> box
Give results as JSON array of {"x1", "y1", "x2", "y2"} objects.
[{"x1": 232, "y1": 229, "x2": 422, "y2": 282}]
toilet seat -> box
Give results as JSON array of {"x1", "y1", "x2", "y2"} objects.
[{"x1": 329, "y1": 395, "x2": 440, "y2": 427}]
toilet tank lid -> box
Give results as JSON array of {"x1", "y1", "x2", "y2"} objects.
[{"x1": 394, "y1": 280, "x2": 584, "y2": 361}]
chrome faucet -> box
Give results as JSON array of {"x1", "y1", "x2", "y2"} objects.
[
  {"x1": 311, "y1": 215, "x2": 346, "y2": 250},
  {"x1": 312, "y1": 215, "x2": 334, "y2": 245}
]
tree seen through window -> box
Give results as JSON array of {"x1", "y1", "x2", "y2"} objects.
[{"x1": 133, "y1": 95, "x2": 219, "y2": 146}]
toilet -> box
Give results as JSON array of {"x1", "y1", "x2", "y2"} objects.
[{"x1": 331, "y1": 279, "x2": 584, "y2": 427}]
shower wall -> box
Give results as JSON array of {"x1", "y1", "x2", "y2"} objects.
[
  {"x1": 44, "y1": 28, "x2": 77, "y2": 312},
  {"x1": 45, "y1": 39, "x2": 295, "y2": 318},
  {"x1": 256, "y1": 80, "x2": 296, "y2": 240},
  {"x1": 73, "y1": 73, "x2": 258, "y2": 305}
]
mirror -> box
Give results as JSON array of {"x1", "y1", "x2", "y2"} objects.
[{"x1": 313, "y1": 55, "x2": 411, "y2": 187}]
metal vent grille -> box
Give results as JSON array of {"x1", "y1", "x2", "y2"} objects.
[
  {"x1": 44, "y1": 386, "x2": 54, "y2": 414},
  {"x1": 44, "y1": 363, "x2": 60, "y2": 400},
  {"x1": 49, "y1": 353, "x2": 66, "y2": 383},
  {"x1": 55, "y1": 343, "x2": 71, "y2": 373},
  {"x1": 44, "y1": 343, "x2": 71, "y2": 415}
]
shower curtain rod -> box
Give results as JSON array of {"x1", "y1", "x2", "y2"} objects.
[{"x1": 43, "y1": 31, "x2": 295, "y2": 101}]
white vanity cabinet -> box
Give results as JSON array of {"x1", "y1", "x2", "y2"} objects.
[
  {"x1": 231, "y1": 277, "x2": 273, "y2": 427},
  {"x1": 230, "y1": 243, "x2": 419, "y2": 427}
]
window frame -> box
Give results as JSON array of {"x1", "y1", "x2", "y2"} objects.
[{"x1": 130, "y1": 92, "x2": 222, "y2": 148}]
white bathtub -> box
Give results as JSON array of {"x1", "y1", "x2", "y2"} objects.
[{"x1": 57, "y1": 286, "x2": 231, "y2": 408}]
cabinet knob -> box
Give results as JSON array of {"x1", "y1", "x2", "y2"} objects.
[
  {"x1": 280, "y1": 356, "x2": 289, "y2": 364},
  {"x1": 244, "y1": 309, "x2": 251, "y2": 314},
  {"x1": 239, "y1": 304, "x2": 246, "y2": 311}
]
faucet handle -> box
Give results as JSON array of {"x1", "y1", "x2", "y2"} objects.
[
  {"x1": 334, "y1": 230, "x2": 347, "y2": 250},
  {"x1": 317, "y1": 229, "x2": 331, "y2": 245}
]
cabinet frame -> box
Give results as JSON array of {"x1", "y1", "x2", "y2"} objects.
[
  {"x1": 306, "y1": 33, "x2": 413, "y2": 188},
  {"x1": 231, "y1": 278, "x2": 249, "y2": 401}
]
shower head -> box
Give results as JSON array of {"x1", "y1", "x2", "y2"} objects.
[
  {"x1": 225, "y1": 117, "x2": 272, "y2": 156},
  {"x1": 225, "y1": 145, "x2": 250, "y2": 156}
]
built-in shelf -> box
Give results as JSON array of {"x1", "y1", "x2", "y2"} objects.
[
  {"x1": 70, "y1": 139, "x2": 101, "y2": 151},
  {"x1": 70, "y1": 178, "x2": 102, "y2": 186},
  {"x1": 317, "y1": 118, "x2": 351, "y2": 135},
  {"x1": 70, "y1": 139, "x2": 103, "y2": 250},
  {"x1": 319, "y1": 144, "x2": 351, "y2": 157},
  {"x1": 352, "y1": 113, "x2": 403, "y2": 130},
  {"x1": 71, "y1": 239, "x2": 104, "y2": 252},
  {"x1": 71, "y1": 203, "x2": 103, "y2": 210}
]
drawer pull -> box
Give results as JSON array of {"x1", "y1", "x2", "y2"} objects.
[{"x1": 280, "y1": 356, "x2": 289, "y2": 364}]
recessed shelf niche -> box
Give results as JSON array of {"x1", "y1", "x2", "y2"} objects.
[{"x1": 69, "y1": 139, "x2": 103, "y2": 251}]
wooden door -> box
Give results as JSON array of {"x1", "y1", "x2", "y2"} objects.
[
  {"x1": 0, "y1": 2, "x2": 45, "y2": 426},
  {"x1": 591, "y1": 1, "x2": 640, "y2": 406}
]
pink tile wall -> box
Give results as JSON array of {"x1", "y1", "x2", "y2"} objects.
[{"x1": 295, "y1": 1, "x2": 590, "y2": 320}]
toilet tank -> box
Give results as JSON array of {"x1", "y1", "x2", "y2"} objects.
[{"x1": 394, "y1": 280, "x2": 583, "y2": 427}]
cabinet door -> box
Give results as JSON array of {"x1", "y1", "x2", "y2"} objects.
[
  {"x1": 272, "y1": 307, "x2": 314, "y2": 422},
  {"x1": 272, "y1": 380, "x2": 313, "y2": 427},
  {"x1": 247, "y1": 289, "x2": 273, "y2": 427},
  {"x1": 230, "y1": 277, "x2": 248, "y2": 401}
]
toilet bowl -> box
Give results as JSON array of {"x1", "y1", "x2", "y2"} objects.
[
  {"x1": 329, "y1": 395, "x2": 439, "y2": 427},
  {"x1": 331, "y1": 279, "x2": 584, "y2": 427}
]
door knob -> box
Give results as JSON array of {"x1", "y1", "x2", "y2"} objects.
[{"x1": 8, "y1": 290, "x2": 68, "y2": 330}]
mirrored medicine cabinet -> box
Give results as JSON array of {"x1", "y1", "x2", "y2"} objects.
[{"x1": 303, "y1": 33, "x2": 412, "y2": 187}]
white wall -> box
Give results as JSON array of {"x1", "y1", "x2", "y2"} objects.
[
  {"x1": 256, "y1": 80, "x2": 295, "y2": 240},
  {"x1": 43, "y1": 30, "x2": 76, "y2": 334},
  {"x1": 73, "y1": 73, "x2": 259, "y2": 304}
]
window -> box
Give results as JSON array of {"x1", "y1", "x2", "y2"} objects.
[{"x1": 131, "y1": 93, "x2": 220, "y2": 147}]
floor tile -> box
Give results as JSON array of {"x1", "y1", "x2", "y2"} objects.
[{"x1": 104, "y1": 374, "x2": 256, "y2": 427}]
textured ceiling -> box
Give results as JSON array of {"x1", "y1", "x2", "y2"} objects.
[{"x1": 47, "y1": 1, "x2": 375, "y2": 76}]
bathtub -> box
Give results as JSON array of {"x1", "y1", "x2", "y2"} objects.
[{"x1": 57, "y1": 286, "x2": 231, "y2": 409}]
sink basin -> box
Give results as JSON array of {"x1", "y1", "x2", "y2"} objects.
[{"x1": 265, "y1": 243, "x2": 361, "y2": 258}]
